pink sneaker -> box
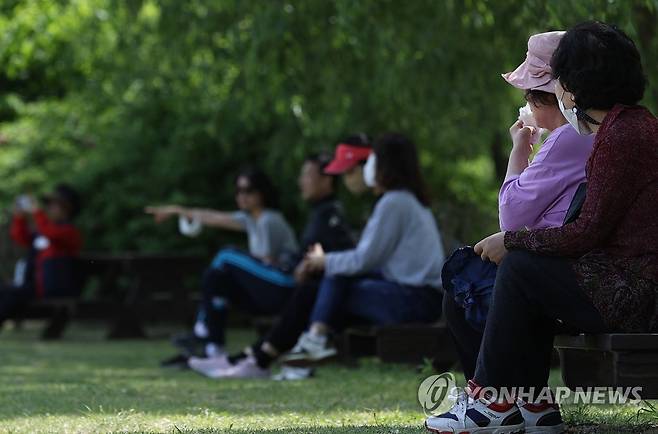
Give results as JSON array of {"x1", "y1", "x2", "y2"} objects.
[
  {"x1": 217, "y1": 355, "x2": 270, "y2": 379},
  {"x1": 188, "y1": 355, "x2": 232, "y2": 378}
]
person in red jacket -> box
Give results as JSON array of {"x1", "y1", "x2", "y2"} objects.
[{"x1": 0, "y1": 184, "x2": 83, "y2": 324}]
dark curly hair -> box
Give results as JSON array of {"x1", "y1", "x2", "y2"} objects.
[
  {"x1": 373, "y1": 133, "x2": 430, "y2": 206},
  {"x1": 235, "y1": 166, "x2": 279, "y2": 209},
  {"x1": 551, "y1": 21, "x2": 646, "y2": 111}
]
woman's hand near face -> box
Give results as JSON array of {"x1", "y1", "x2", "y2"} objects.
[
  {"x1": 474, "y1": 232, "x2": 508, "y2": 265},
  {"x1": 509, "y1": 120, "x2": 534, "y2": 156},
  {"x1": 12, "y1": 203, "x2": 26, "y2": 218},
  {"x1": 506, "y1": 121, "x2": 534, "y2": 177}
]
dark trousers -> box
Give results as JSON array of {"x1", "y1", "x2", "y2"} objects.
[
  {"x1": 200, "y1": 248, "x2": 295, "y2": 346},
  {"x1": 0, "y1": 286, "x2": 31, "y2": 325},
  {"x1": 309, "y1": 275, "x2": 443, "y2": 329},
  {"x1": 474, "y1": 251, "x2": 608, "y2": 390},
  {"x1": 443, "y1": 293, "x2": 483, "y2": 381},
  {"x1": 259, "y1": 281, "x2": 320, "y2": 353}
]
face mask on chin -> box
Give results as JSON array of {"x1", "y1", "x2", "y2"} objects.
[
  {"x1": 363, "y1": 153, "x2": 377, "y2": 188},
  {"x1": 558, "y1": 90, "x2": 598, "y2": 136}
]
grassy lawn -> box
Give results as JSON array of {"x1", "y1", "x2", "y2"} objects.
[{"x1": 0, "y1": 323, "x2": 657, "y2": 434}]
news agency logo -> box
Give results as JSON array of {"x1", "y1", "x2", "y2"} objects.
[
  {"x1": 417, "y1": 372, "x2": 644, "y2": 415},
  {"x1": 417, "y1": 372, "x2": 458, "y2": 416}
]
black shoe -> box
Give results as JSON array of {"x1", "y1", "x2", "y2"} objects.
[
  {"x1": 160, "y1": 353, "x2": 190, "y2": 369},
  {"x1": 171, "y1": 333, "x2": 206, "y2": 356}
]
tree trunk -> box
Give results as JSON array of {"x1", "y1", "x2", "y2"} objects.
[{"x1": 490, "y1": 131, "x2": 507, "y2": 183}]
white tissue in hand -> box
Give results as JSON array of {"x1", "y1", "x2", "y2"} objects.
[
  {"x1": 178, "y1": 216, "x2": 203, "y2": 237},
  {"x1": 518, "y1": 103, "x2": 546, "y2": 144},
  {"x1": 33, "y1": 236, "x2": 51, "y2": 251}
]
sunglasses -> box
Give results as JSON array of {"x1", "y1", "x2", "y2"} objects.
[{"x1": 235, "y1": 186, "x2": 256, "y2": 195}]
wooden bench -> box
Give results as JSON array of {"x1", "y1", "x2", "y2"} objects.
[
  {"x1": 18, "y1": 252, "x2": 206, "y2": 340},
  {"x1": 555, "y1": 333, "x2": 658, "y2": 399},
  {"x1": 14, "y1": 297, "x2": 78, "y2": 340},
  {"x1": 337, "y1": 323, "x2": 458, "y2": 370},
  {"x1": 376, "y1": 322, "x2": 458, "y2": 371}
]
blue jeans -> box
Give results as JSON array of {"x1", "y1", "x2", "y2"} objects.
[
  {"x1": 309, "y1": 274, "x2": 443, "y2": 329},
  {"x1": 199, "y1": 248, "x2": 295, "y2": 345}
]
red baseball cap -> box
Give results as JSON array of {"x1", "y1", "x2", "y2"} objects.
[{"x1": 324, "y1": 144, "x2": 372, "y2": 175}]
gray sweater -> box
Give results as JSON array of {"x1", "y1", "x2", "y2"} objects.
[
  {"x1": 232, "y1": 210, "x2": 299, "y2": 264},
  {"x1": 325, "y1": 190, "x2": 445, "y2": 288}
]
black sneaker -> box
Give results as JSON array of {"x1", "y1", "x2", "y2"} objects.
[
  {"x1": 171, "y1": 333, "x2": 206, "y2": 356},
  {"x1": 160, "y1": 353, "x2": 190, "y2": 369}
]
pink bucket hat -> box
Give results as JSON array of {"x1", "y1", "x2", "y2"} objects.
[{"x1": 502, "y1": 31, "x2": 565, "y2": 93}]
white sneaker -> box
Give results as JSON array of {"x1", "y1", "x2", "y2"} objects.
[
  {"x1": 425, "y1": 381, "x2": 525, "y2": 434},
  {"x1": 518, "y1": 399, "x2": 565, "y2": 434},
  {"x1": 280, "y1": 332, "x2": 337, "y2": 366},
  {"x1": 188, "y1": 355, "x2": 231, "y2": 378},
  {"x1": 216, "y1": 355, "x2": 270, "y2": 379},
  {"x1": 272, "y1": 365, "x2": 314, "y2": 381}
]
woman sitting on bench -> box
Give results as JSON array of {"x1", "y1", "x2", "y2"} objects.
[
  {"x1": 147, "y1": 167, "x2": 299, "y2": 359},
  {"x1": 427, "y1": 21, "x2": 658, "y2": 434},
  {"x1": 282, "y1": 132, "x2": 447, "y2": 365},
  {"x1": 443, "y1": 30, "x2": 594, "y2": 383}
]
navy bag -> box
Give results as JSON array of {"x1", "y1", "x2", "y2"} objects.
[{"x1": 441, "y1": 246, "x2": 498, "y2": 331}]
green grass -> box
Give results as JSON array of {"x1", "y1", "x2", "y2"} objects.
[{"x1": 0, "y1": 323, "x2": 657, "y2": 434}]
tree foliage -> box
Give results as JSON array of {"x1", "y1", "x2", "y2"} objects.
[{"x1": 0, "y1": 0, "x2": 656, "y2": 254}]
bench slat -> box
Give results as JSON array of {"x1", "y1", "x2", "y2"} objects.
[{"x1": 555, "y1": 333, "x2": 658, "y2": 351}]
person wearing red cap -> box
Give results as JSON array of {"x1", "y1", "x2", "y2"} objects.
[
  {"x1": 187, "y1": 134, "x2": 373, "y2": 380},
  {"x1": 323, "y1": 133, "x2": 373, "y2": 195},
  {"x1": 282, "y1": 133, "x2": 446, "y2": 367}
]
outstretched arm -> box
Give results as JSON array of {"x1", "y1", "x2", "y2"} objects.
[{"x1": 145, "y1": 205, "x2": 244, "y2": 231}]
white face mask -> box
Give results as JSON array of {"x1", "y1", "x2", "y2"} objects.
[
  {"x1": 558, "y1": 91, "x2": 593, "y2": 135},
  {"x1": 363, "y1": 153, "x2": 377, "y2": 188}
]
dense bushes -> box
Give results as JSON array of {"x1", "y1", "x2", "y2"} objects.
[{"x1": 0, "y1": 0, "x2": 655, "y2": 256}]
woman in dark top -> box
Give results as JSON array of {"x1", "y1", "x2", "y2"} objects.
[{"x1": 426, "y1": 22, "x2": 657, "y2": 434}]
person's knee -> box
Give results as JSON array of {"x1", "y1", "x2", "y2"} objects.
[
  {"x1": 210, "y1": 246, "x2": 242, "y2": 270},
  {"x1": 318, "y1": 274, "x2": 348, "y2": 290},
  {"x1": 494, "y1": 250, "x2": 549, "y2": 301},
  {"x1": 497, "y1": 250, "x2": 540, "y2": 280}
]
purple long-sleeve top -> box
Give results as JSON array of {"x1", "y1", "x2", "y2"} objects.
[{"x1": 498, "y1": 123, "x2": 594, "y2": 231}]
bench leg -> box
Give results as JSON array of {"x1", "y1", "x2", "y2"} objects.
[{"x1": 41, "y1": 306, "x2": 71, "y2": 340}]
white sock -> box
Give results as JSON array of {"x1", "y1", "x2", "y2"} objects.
[{"x1": 194, "y1": 321, "x2": 209, "y2": 339}]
